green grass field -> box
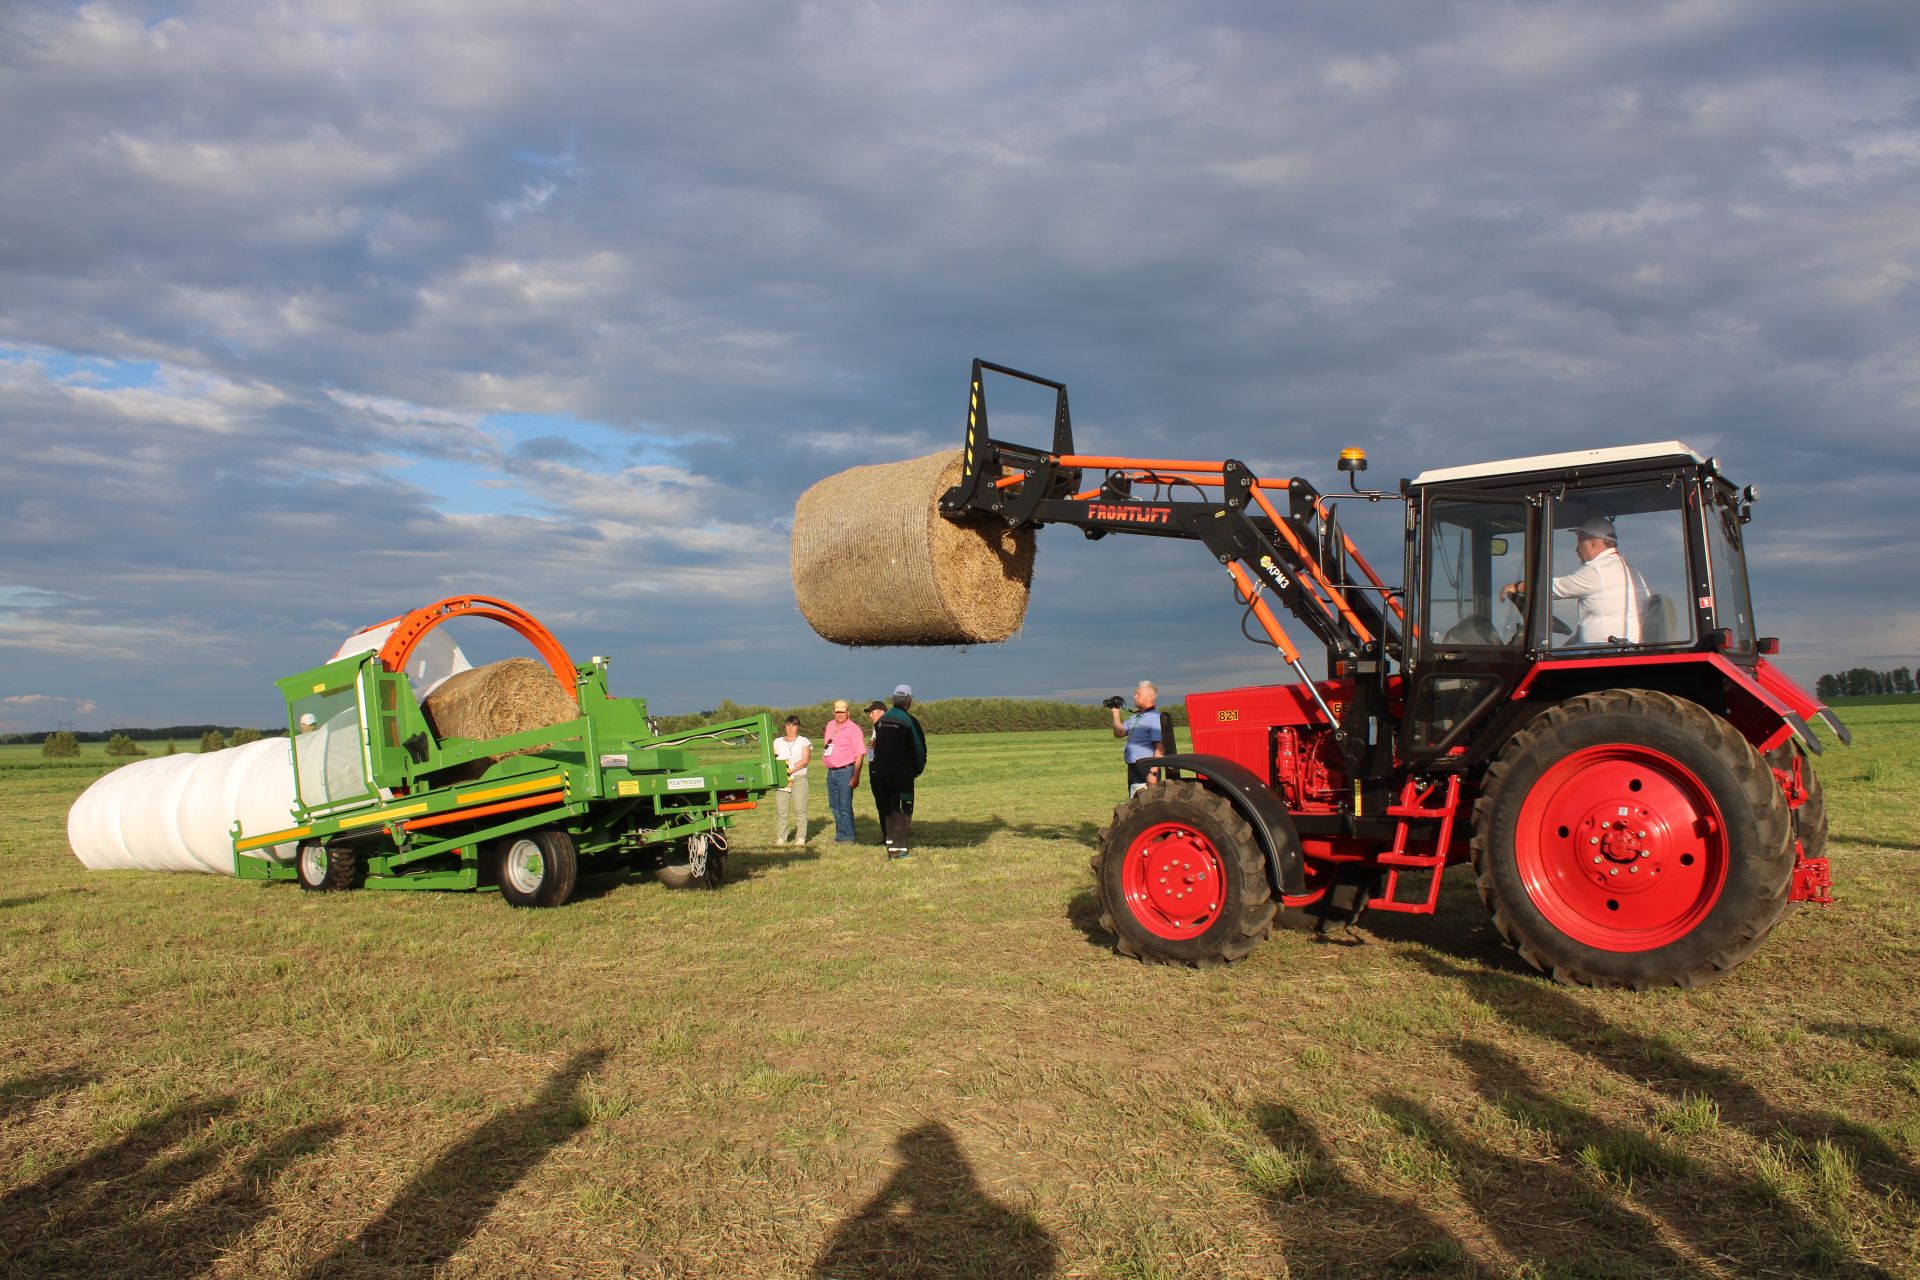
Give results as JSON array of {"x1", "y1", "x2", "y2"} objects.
[{"x1": 3, "y1": 711, "x2": 1916, "y2": 1279}]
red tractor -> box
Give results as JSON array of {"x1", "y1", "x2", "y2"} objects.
[{"x1": 941, "y1": 360, "x2": 1846, "y2": 988}]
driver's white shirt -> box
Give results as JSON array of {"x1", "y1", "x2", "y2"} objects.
[{"x1": 1550, "y1": 547, "x2": 1649, "y2": 644}]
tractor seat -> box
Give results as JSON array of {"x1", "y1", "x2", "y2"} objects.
[{"x1": 1641, "y1": 594, "x2": 1678, "y2": 644}]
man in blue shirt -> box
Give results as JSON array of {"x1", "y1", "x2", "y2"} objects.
[{"x1": 1110, "y1": 681, "x2": 1168, "y2": 796}]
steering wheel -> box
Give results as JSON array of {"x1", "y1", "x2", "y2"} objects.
[
  {"x1": 1443, "y1": 614, "x2": 1501, "y2": 646},
  {"x1": 1502, "y1": 587, "x2": 1574, "y2": 638}
]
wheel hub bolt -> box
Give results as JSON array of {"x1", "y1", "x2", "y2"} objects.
[
  {"x1": 1609, "y1": 868, "x2": 1618, "y2": 876},
  {"x1": 1589, "y1": 837, "x2": 1600, "y2": 846}
]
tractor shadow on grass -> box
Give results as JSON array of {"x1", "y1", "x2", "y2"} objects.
[
  {"x1": 0, "y1": 1093, "x2": 342, "y2": 1279},
  {"x1": 813, "y1": 1120, "x2": 1057, "y2": 1279},
  {"x1": 1064, "y1": 888, "x2": 1108, "y2": 947},
  {"x1": 0, "y1": 1065, "x2": 94, "y2": 1125},
  {"x1": 1831, "y1": 832, "x2": 1920, "y2": 853},
  {"x1": 1809, "y1": 1021, "x2": 1920, "y2": 1063},
  {"x1": 1250, "y1": 1102, "x2": 1497, "y2": 1278},
  {"x1": 1413, "y1": 953, "x2": 1912, "y2": 1274},
  {"x1": 302, "y1": 1047, "x2": 608, "y2": 1280},
  {"x1": 1347, "y1": 875, "x2": 1535, "y2": 976}
]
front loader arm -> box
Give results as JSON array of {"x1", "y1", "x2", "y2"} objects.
[{"x1": 938, "y1": 359, "x2": 1399, "y2": 754}]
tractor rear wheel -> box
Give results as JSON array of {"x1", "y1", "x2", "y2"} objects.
[
  {"x1": 1472, "y1": 689, "x2": 1791, "y2": 989},
  {"x1": 494, "y1": 830, "x2": 579, "y2": 908},
  {"x1": 1093, "y1": 780, "x2": 1276, "y2": 966},
  {"x1": 295, "y1": 842, "x2": 362, "y2": 892}
]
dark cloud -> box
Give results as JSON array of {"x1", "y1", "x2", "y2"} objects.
[{"x1": 1, "y1": 0, "x2": 1915, "y2": 727}]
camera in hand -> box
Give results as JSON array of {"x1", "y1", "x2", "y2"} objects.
[{"x1": 1102, "y1": 695, "x2": 1127, "y2": 710}]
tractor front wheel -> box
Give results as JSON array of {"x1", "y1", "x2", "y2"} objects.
[
  {"x1": 1473, "y1": 689, "x2": 1790, "y2": 989},
  {"x1": 1093, "y1": 780, "x2": 1276, "y2": 966},
  {"x1": 295, "y1": 842, "x2": 362, "y2": 892},
  {"x1": 494, "y1": 830, "x2": 579, "y2": 908}
]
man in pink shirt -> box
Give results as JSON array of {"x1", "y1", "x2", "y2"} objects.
[{"x1": 820, "y1": 698, "x2": 867, "y2": 842}]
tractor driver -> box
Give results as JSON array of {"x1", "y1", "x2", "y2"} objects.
[{"x1": 1503, "y1": 516, "x2": 1649, "y2": 645}]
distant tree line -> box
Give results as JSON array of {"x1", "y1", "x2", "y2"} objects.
[
  {"x1": 20, "y1": 698, "x2": 1150, "y2": 758},
  {"x1": 1815, "y1": 667, "x2": 1915, "y2": 699},
  {"x1": 653, "y1": 696, "x2": 1170, "y2": 737},
  {"x1": 1, "y1": 724, "x2": 283, "y2": 747}
]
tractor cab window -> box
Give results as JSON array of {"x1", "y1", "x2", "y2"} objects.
[
  {"x1": 1423, "y1": 497, "x2": 1529, "y2": 648},
  {"x1": 1543, "y1": 482, "x2": 1693, "y2": 650},
  {"x1": 1705, "y1": 498, "x2": 1755, "y2": 649}
]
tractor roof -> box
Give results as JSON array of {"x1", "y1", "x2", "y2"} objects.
[{"x1": 1411, "y1": 440, "x2": 1704, "y2": 488}]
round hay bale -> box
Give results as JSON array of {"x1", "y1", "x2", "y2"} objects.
[
  {"x1": 422, "y1": 658, "x2": 578, "y2": 774},
  {"x1": 792, "y1": 450, "x2": 1035, "y2": 646}
]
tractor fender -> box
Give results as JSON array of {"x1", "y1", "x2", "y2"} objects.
[
  {"x1": 1157, "y1": 753, "x2": 1308, "y2": 897},
  {"x1": 1513, "y1": 653, "x2": 1837, "y2": 756}
]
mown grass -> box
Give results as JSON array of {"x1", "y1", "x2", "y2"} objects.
[{"x1": 1, "y1": 712, "x2": 1916, "y2": 1278}]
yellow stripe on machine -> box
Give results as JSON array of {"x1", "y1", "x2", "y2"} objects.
[
  {"x1": 456, "y1": 775, "x2": 564, "y2": 805},
  {"x1": 236, "y1": 825, "x2": 311, "y2": 852},
  {"x1": 337, "y1": 802, "x2": 429, "y2": 829}
]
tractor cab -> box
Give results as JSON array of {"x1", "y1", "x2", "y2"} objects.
[{"x1": 1402, "y1": 442, "x2": 1761, "y2": 763}]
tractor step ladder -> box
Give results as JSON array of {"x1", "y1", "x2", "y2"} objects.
[{"x1": 1366, "y1": 775, "x2": 1463, "y2": 914}]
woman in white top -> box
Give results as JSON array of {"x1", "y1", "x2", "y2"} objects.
[{"x1": 771, "y1": 715, "x2": 813, "y2": 846}]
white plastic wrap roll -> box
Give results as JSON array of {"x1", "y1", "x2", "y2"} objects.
[
  {"x1": 66, "y1": 626, "x2": 473, "y2": 876},
  {"x1": 67, "y1": 737, "x2": 297, "y2": 875},
  {"x1": 331, "y1": 624, "x2": 470, "y2": 696}
]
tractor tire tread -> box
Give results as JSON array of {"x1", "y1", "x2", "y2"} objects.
[
  {"x1": 297, "y1": 842, "x2": 363, "y2": 892},
  {"x1": 1091, "y1": 780, "x2": 1276, "y2": 968},
  {"x1": 495, "y1": 830, "x2": 579, "y2": 908},
  {"x1": 1471, "y1": 688, "x2": 1791, "y2": 990}
]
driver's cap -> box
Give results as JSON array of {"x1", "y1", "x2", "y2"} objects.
[{"x1": 1575, "y1": 515, "x2": 1617, "y2": 541}]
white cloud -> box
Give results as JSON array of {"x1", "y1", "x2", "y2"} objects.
[{"x1": 0, "y1": 0, "x2": 1913, "y2": 725}]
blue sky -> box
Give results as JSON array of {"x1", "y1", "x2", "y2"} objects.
[{"x1": 1, "y1": 0, "x2": 1914, "y2": 730}]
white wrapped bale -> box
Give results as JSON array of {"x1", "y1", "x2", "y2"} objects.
[
  {"x1": 66, "y1": 737, "x2": 298, "y2": 876},
  {"x1": 66, "y1": 624, "x2": 478, "y2": 877}
]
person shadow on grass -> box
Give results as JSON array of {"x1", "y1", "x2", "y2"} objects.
[{"x1": 813, "y1": 1121, "x2": 1057, "y2": 1280}]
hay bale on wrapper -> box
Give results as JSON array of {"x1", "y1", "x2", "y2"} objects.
[
  {"x1": 792, "y1": 450, "x2": 1036, "y2": 646},
  {"x1": 422, "y1": 658, "x2": 578, "y2": 776}
]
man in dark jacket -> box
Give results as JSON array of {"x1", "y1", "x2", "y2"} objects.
[{"x1": 869, "y1": 684, "x2": 928, "y2": 859}]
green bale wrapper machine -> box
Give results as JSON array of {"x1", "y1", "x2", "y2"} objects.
[{"x1": 231, "y1": 596, "x2": 780, "y2": 906}]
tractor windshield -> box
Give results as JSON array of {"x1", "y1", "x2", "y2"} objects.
[
  {"x1": 1543, "y1": 482, "x2": 1693, "y2": 650},
  {"x1": 1704, "y1": 496, "x2": 1756, "y2": 650}
]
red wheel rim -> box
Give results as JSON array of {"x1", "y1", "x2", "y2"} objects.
[
  {"x1": 1515, "y1": 744, "x2": 1729, "y2": 952},
  {"x1": 1121, "y1": 821, "x2": 1226, "y2": 940}
]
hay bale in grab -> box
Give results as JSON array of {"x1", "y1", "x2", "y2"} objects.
[
  {"x1": 422, "y1": 657, "x2": 579, "y2": 778},
  {"x1": 792, "y1": 450, "x2": 1036, "y2": 646}
]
